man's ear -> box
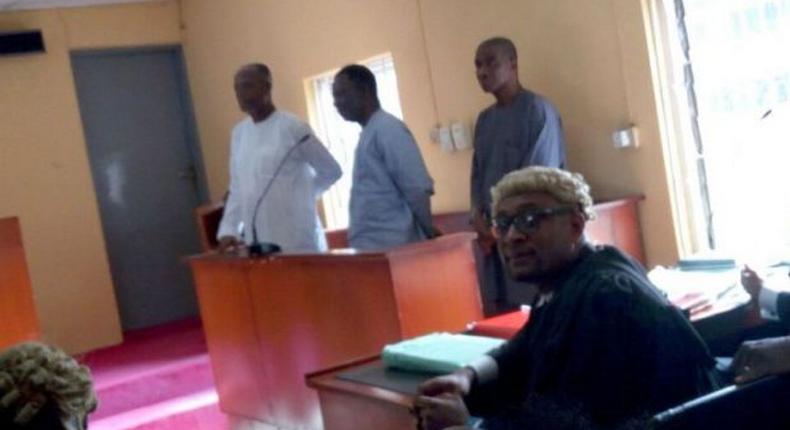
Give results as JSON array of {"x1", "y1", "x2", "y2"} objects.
[{"x1": 569, "y1": 211, "x2": 586, "y2": 241}]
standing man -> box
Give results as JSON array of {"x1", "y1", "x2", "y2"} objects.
[
  {"x1": 471, "y1": 36, "x2": 566, "y2": 315},
  {"x1": 332, "y1": 64, "x2": 436, "y2": 250},
  {"x1": 217, "y1": 63, "x2": 341, "y2": 252}
]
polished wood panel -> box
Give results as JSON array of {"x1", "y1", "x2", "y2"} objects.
[
  {"x1": 0, "y1": 217, "x2": 39, "y2": 349},
  {"x1": 388, "y1": 237, "x2": 480, "y2": 338},
  {"x1": 587, "y1": 196, "x2": 646, "y2": 265},
  {"x1": 191, "y1": 258, "x2": 269, "y2": 419},
  {"x1": 194, "y1": 200, "x2": 224, "y2": 251},
  {"x1": 324, "y1": 228, "x2": 348, "y2": 249},
  {"x1": 189, "y1": 233, "x2": 482, "y2": 430},
  {"x1": 307, "y1": 356, "x2": 419, "y2": 430}
]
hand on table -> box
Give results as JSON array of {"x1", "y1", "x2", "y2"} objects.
[
  {"x1": 741, "y1": 265, "x2": 764, "y2": 302},
  {"x1": 417, "y1": 369, "x2": 474, "y2": 397},
  {"x1": 733, "y1": 336, "x2": 790, "y2": 384},
  {"x1": 413, "y1": 393, "x2": 470, "y2": 430},
  {"x1": 217, "y1": 236, "x2": 242, "y2": 254},
  {"x1": 414, "y1": 370, "x2": 475, "y2": 430}
]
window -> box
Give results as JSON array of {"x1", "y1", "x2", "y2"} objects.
[
  {"x1": 305, "y1": 54, "x2": 404, "y2": 230},
  {"x1": 653, "y1": 0, "x2": 790, "y2": 262}
]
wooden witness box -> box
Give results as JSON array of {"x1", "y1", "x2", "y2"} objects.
[
  {"x1": 0, "y1": 217, "x2": 40, "y2": 349},
  {"x1": 188, "y1": 233, "x2": 483, "y2": 430}
]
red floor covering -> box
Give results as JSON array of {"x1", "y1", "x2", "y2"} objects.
[{"x1": 80, "y1": 318, "x2": 230, "y2": 430}]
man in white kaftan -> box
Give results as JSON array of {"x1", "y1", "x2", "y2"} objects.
[{"x1": 217, "y1": 64, "x2": 341, "y2": 252}]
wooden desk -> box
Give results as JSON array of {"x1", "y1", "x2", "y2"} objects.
[
  {"x1": 190, "y1": 233, "x2": 482, "y2": 430},
  {"x1": 306, "y1": 356, "x2": 424, "y2": 430},
  {"x1": 0, "y1": 217, "x2": 39, "y2": 349}
]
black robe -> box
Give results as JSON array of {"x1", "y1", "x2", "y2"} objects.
[
  {"x1": 776, "y1": 292, "x2": 790, "y2": 327},
  {"x1": 467, "y1": 244, "x2": 719, "y2": 428}
]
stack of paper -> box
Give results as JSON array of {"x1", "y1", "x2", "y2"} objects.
[
  {"x1": 647, "y1": 266, "x2": 741, "y2": 304},
  {"x1": 677, "y1": 258, "x2": 736, "y2": 271},
  {"x1": 381, "y1": 333, "x2": 505, "y2": 374}
]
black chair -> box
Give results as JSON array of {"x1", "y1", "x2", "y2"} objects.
[{"x1": 652, "y1": 374, "x2": 790, "y2": 430}]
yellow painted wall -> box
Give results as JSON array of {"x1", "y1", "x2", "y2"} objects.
[
  {"x1": 180, "y1": 0, "x2": 461, "y2": 210},
  {"x1": 181, "y1": 0, "x2": 680, "y2": 266},
  {"x1": 419, "y1": 0, "x2": 679, "y2": 265},
  {"x1": 0, "y1": 0, "x2": 681, "y2": 354},
  {"x1": 0, "y1": 0, "x2": 181, "y2": 353}
]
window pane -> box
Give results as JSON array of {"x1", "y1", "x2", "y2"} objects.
[{"x1": 682, "y1": 0, "x2": 790, "y2": 261}]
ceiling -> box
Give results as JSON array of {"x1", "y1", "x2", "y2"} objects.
[{"x1": 0, "y1": 0, "x2": 161, "y2": 12}]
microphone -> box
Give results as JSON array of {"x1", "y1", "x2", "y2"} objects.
[{"x1": 248, "y1": 133, "x2": 312, "y2": 257}]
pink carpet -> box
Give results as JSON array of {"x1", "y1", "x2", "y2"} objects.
[{"x1": 80, "y1": 318, "x2": 230, "y2": 430}]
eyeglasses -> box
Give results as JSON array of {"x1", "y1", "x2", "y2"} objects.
[{"x1": 490, "y1": 206, "x2": 575, "y2": 238}]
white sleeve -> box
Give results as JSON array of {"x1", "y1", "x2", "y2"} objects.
[
  {"x1": 300, "y1": 133, "x2": 342, "y2": 196},
  {"x1": 217, "y1": 128, "x2": 244, "y2": 239},
  {"x1": 759, "y1": 287, "x2": 780, "y2": 315},
  {"x1": 466, "y1": 355, "x2": 499, "y2": 385}
]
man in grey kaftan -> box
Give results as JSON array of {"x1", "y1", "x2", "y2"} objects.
[
  {"x1": 471, "y1": 37, "x2": 566, "y2": 315},
  {"x1": 332, "y1": 64, "x2": 436, "y2": 250}
]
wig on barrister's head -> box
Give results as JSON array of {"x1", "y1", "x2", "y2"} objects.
[
  {"x1": 0, "y1": 342, "x2": 97, "y2": 430},
  {"x1": 490, "y1": 166, "x2": 596, "y2": 220}
]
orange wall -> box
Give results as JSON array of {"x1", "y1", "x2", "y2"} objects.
[
  {"x1": 0, "y1": 0, "x2": 181, "y2": 353},
  {"x1": 0, "y1": 0, "x2": 681, "y2": 354},
  {"x1": 181, "y1": 0, "x2": 680, "y2": 266},
  {"x1": 179, "y1": 0, "x2": 459, "y2": 210},
  {"x1": 419, "y1": 0, "x2": 679, "y2": 265}
]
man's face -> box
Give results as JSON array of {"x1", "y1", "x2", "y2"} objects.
[
  {"x1": 234, "y1": 68, "x2": 271, "y2": 114},
  {"x1": 474, "y1": 43, "x2": 517, "y2": 94},
  {"x1": 493, "y1": 192, "x2": 583, "y2": 283},
  {"x1": 332, "y1": 74, "x2": 366, "y2": 123}
]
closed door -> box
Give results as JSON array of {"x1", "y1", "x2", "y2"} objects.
[{"x1": 72, "y1": 47, "x2": 206, "y2": 330}]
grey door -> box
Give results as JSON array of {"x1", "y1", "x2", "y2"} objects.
[{"x1": 72, "y1": 47, "x2": 207, "y2": 330}]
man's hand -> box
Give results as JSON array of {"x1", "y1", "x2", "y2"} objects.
[
  {"x1": 425, "y1": 225, "x2": 443, "y2": 240},
  {"x1": 413, "y1": 393, "x2": 470, "y2": 430},
  {"x1": 472, "y1": 210, "x2": 495, "y2": 254},
  {"x1": 741, "y1": 265, "x2": 764, "y2": 301},
  {"x1": 217, "y1": 236, "x2": 241, "y2": 253},
  {"x1": 733, "y1": 336, "x2": 790, "y2": 384},
  {"x1": 417, "y1": 369, "x2": 474, "y2": 397}
]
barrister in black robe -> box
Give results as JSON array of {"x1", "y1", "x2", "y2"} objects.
[
  {"x1": 415, "y1": 167, "x2": 718, "y2": 430},
  {"x1": 467, "y1": 244, "x2": 718, "y2": 427}
]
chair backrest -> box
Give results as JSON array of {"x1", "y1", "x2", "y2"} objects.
[{"x1": 652, "y1": 375, "x2": 790, "y2": 430}]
